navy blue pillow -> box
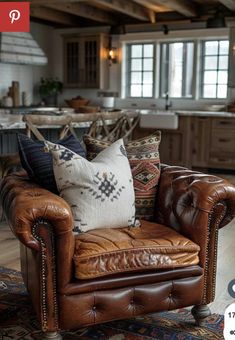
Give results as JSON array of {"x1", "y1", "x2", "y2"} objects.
[{"x1": 17, "y1": 133, "x2": 86, "y2": 193}]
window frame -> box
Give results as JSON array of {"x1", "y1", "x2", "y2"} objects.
[
  {"x1": 126, "y1": 42, "x2": 156, "y2": 98},
  {"x1": 121, "y1": 29, "x2": 229, "y2": 102},
  {"x1": 159, "y1": 40, "x2": 196, "y2": 99},
  {"x1": 200, "y1": 39, "x2": 229, "y2": 99}
]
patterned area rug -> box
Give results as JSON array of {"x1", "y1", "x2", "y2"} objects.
[{"x1": 0, "y1": 267, "x2": 224, "y2": 339}]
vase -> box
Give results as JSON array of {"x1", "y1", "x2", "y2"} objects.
[{"x1": 42, "y1": 93, "x2": 58, "y2": 106}]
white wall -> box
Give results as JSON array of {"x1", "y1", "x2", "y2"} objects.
[
  {"x1": 0, "y1": 22, "x2": 53, "y2": 106},
  {"x1": 0, "y1": 63, "x2": 34, "y2": 103},
  {"x1": 31, "y1": 21, "x2": 55, "y2": 103}
]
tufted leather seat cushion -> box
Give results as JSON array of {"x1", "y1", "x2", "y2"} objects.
[{"x1": 73, "y1": 221, "x2": 200, "y2": 279}]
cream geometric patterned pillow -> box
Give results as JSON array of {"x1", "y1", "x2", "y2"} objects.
[
  {"x1": 46, "y1": 139, "x2": 136, "y2": 234},
  {"x1": 83, "y1": 131, "x2": 161, "y2": 221}
]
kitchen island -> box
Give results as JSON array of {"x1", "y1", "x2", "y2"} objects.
[
  {"x1": 1, "y1": 109, "x2": 234, "y2": 171},
  {"x1": 0, "y1": 109, "x2": 137, "y2": 155}
]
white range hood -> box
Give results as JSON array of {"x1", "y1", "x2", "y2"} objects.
[{"x1": 0, "y1": 32, "x2": 48, "y2": 65}]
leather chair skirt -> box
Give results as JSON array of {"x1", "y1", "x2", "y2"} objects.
[{"x1": 59, "y1": 272, "x2": 204, "y2": 330}]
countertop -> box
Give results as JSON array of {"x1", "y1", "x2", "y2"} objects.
[
  {"x1": 139, "y1": 109, "x2": 235, "y2": 118},
  {"x1": 0, "y1": 109, "x2": 235, "y2": 130},
  {"x1": 176, "y1": 110, "x2": 235, "y2": 117},
  {"x1": 0, "y1": 110, "x2": 137, "y2": 130}
]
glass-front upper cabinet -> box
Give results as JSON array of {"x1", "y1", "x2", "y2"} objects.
[{"x1": 63, "y1": 34, "x2": 109, "y2": 89}]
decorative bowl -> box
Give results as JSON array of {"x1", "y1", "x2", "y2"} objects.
[
  {"x1": 65, "y1": 98, "x2": 89, "y2": 109},
  {"x1": 76, "y1": 106, "x2": 100, "y2": 113}
]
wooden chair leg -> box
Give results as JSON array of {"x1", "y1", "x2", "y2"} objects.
[{"x1": 191, "y1": 304, "x2": 211, "y2": 326}]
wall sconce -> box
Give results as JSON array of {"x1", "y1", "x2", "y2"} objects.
[
  {"x1": 107, "y1": 25, "x2": 125, "y2": 66},
  {"x1": 232, "y1": 44, "x2": 235, "y2": 56},
  {"x1": 108, "y1": 47, "x2": 117, "y2": 65},
  {"x1": 108, "y1": 36, "x2": 117, "y2": 65}
]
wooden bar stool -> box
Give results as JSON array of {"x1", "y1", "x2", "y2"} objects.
[{"x1": 23, "y1": 114, "x2": 75, "y2": 141}]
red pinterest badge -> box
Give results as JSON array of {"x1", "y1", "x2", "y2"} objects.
[{"x1": 0, "y1": 2, "x2": 30, "y2": 32}]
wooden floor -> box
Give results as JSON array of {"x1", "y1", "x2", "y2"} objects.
[
  {"x1": 0, "y1": 223, "x2": 20, "y2": 270},
  {"x1": 0, "y1": 217, "x2": 235, "y2": 315}
]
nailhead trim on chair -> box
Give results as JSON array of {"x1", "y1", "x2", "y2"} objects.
[
  {"x1": 211, "y1": 227, "x2": 219, "y2": 300},
  {"x1": 210, "y1": 205, "x2": 226, "y2": 303},
  {"x1": 202, "y1": 204, "x2": 227, "y2": 304},
  {"x1": 202, "y1": 209, "x2": 212, "y2": 304},
  {"x1": 32, "y1": 220, "x2": 59, "y2": 332}
]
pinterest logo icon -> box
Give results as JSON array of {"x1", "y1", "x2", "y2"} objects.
[
  {"x1": 9, "y1": 9, "x2": 21, "y2": 24},
  {"x1": 0, "y1": 2, "x2": 29, "y2": 32}
]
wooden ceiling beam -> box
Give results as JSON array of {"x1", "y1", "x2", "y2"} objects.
[
  {"x1": 89, "y1": 0, "x2": 155, "y2": 22},
  {"x1": 149, "y1": 0, "x2": 197, "y2": 17},
  {"x1": 217, "y1": 0, "x2": 235, "y2": 11},
  {"x1": 30, "y1": 6, "x2": 79, "y2": 26},
  {"x1": 132, "y1": 0, "x2": 171, "y2": 13},
  {"x1": 44, "y1": 2, "x2": 117, "y2": 24}
]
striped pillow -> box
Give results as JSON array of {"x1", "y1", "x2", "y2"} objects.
[
  {"x1": 83, "y1": 131, "x2": 161, "y2": 221},
  {"x1": 17, "y1": 133, "x2": 86, "y2": 193}
]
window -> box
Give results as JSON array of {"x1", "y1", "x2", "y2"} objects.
[
  {"x1": 201, "y1": 40, "x2": 229, "y2": 98},
  {"x1": 126, "y1": 43, "x2": 154, "y2": 97},
  {"x1": 160, "y1": 41, "x2": 194, "y2": 98},
  {"x1": 124, "y1": 37, "x2": 229, "y2": 101}
]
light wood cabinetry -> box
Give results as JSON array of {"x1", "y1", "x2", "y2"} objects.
[
  {"x1": 63, "y1": 33, "x2": 109, "y2": 89},
  {"x1": 191, "y1": 117, "x2": 210, "y2": 168},
  {"x1": 158, "y1": 117, "x2": 192, "y2": 167},
  {"x1": 159, "y1": 131, "x2": 183, "y2": 165},
  {"x1": 208, "y1": 118, "x2": 235, "y2": 170},
  {"x1": 135, "y1": 115, "x2": 235, "y2": 170},
  {"x1": 133, "y1": 116, "x2": 192, "y2": 167}
]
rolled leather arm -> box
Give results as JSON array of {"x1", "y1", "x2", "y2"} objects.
[
  {"x1": 0, "y1": 172, "x2": 74, "y2": 251},
  {"x1": 155, "y1": 165, "x2": 235, "y2": 245}
]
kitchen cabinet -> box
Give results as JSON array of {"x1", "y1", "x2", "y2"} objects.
[
  {"x1": 208, "y1": 118, "x2": 235, "y2": 170},
  {"x1": 134, "y1": 114, "x2": 235, "y2": 170},
  {"x1": 133, "y1": 116, "x2": 192, "y2": 167},
  {"x1": 191, "y1": 117, "x2": 210, "y2": 168},
  {"x1": 158, "y1": 117, "x2": 192, "y2": 167},
  {"x1": 63, "y1": 33, "x2": 109, "y2": 89},
  {"x1": 159, "y1": 131, "x2": 182, "y2": 165}
]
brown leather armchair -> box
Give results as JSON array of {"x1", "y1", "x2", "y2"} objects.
[{"x1": 1, "y1": 165, "x2": 235, "y2": 340}]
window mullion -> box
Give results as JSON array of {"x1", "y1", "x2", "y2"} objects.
[
  {"x1": 216, "y1": 43, "x2": 219, "y2": 98},
  {"x1": 166, "y1": 44, "x2": 170, "y2": 96},
  {"x1": 182, "y1": 43, "x2": 187, "y2": 97},
  {"x1": 141, "y1": 45, "x2": 144, "y2": 97},
  {"x1": 127, "y1": 45, "x2": 130, "y2": 98},
  {"x1": 201, "y1": 41, "x2": 205, "y2": 98}
]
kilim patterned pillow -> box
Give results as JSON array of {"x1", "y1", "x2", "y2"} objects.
[{"x1": 83, "y1": 131, "x2": 161, "y2": 221}]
